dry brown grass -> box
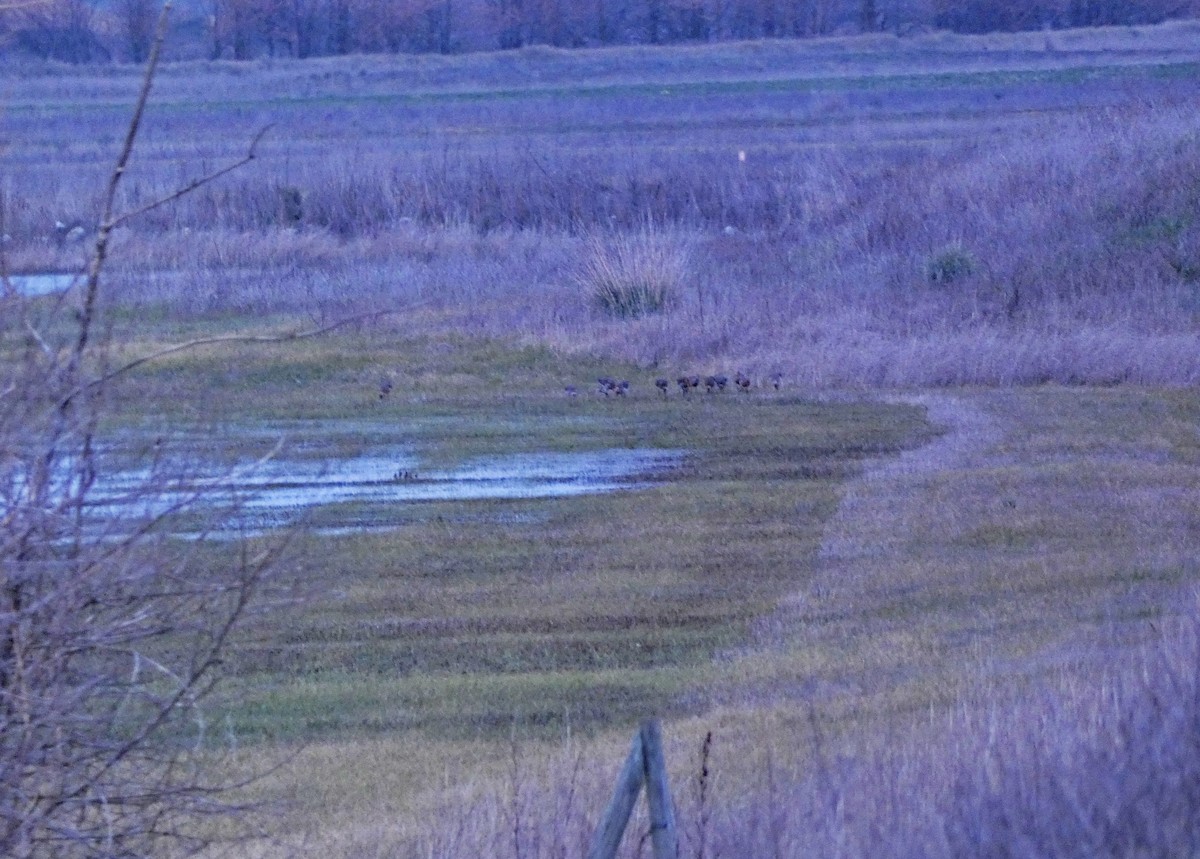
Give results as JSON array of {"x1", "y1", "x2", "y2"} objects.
[{"x1": 7, "y1": 24, "x2": 1200, "y2": 387}]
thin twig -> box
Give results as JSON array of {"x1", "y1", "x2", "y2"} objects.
[
  {"x1": 695, "y1": 730, "x2": 713, "y2": 859},
  {"x1": 66, "y1": 0, "x2": 174, "y2": 400},
  {"x1": 106, "y1": 125, "x2": 272, "y2": 231},
  {"x1": 22, "y1": 319, "x2": 54, "y2": 359},
  {"x1": 1, "y1": 3, "x2": 294, "y2": 854},
  {"x1": 71, "y1": 307, "x2": 420, "y2": 401}
]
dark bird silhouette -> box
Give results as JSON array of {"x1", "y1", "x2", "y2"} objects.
[
  {"x1": 769, "y1": 372, "x2": 783, "y2": 391},
  {"x1": 378, "y1": 376, "x2": 394, "y2": 400},
  {"x1": 616, "y1": 380, "x2": 630, "y2": 397},
  {"x1": 597, "y1": 377, "x2": 617, "y2": 396},
  {"x1": 565, "y1": 384, "x2": 578, "y2": 399},
  {"x1": 735, "y1": 371, "x2": 751, "y2": 392},
  {"x1": 677, "y1": 376, "x2": 692, "y2": 395},
  {"x1": 655, "y1": 378, "x2": 670, "y2": 396},
  {"x1": 704, "y1": 375, "x2": 718, "y2": 393},
  {"x1": 715, "y1": 374, "x2": 728, "y2": 392}
]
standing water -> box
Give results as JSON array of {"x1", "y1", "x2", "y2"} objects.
[
  {"x1": 6, "y1": 273, "x2": 76, "y2": 297},
  {"x1": 83, "y1": 445, "x2": 684, "y2": 538}
]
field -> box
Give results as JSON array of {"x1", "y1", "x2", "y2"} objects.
[{"x1": 4, "y1": 19, "x2": 1200, "y2": 858}]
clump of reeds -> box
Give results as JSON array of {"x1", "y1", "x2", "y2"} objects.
[
  {"x1": 925, "y1": 242, "x2": 977, "y2": 285},
  {"x1": 578, "y1": 231, "x2": 689, "y2": 319}
]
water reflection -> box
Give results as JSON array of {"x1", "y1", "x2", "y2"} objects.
[
  {"x1": 5, "y1": 273, "x2": 76, "y2": 297},
  {"x1": 86, "y1": 447, "x2": 683, "y2": 538}
]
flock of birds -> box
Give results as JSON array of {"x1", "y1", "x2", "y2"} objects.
[
  {"x1": 377, "y1": 372, "x2": 783, "y2": 401},
  {"x1": 566, "y1": 371, "x2": 783, "y2": 399}
]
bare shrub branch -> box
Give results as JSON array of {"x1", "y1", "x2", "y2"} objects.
[{"x1": 0, "y1": 3, "x2": 290, "y2": 857}]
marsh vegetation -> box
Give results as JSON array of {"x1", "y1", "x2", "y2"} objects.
[
  {"x1": 8, "y1": 22, "x2": 1200, "y2": 387},
  {"x1": 3, "y1": 19, "x2": 1200, "y2": 858}
]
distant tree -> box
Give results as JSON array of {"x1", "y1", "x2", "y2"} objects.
[
  {"x1": 281, "y1": 0, "x2": 324, "y2": 57},
  {"x1": 767, "y1": 0, "x2": 836, "y2": 37},
  {"x1": 355, "y1": 0, "x2": 403, "y2": 51},
  {"x1": 208, "y1": 0, "x2": 274, "y2": 59},
  {"x1": 1067, "y1": 0, "x2": 1186, "y2": 25},
  {"x1": 488, "y1": 0, "x2": 523, "y2": 46},
  {"x1": 644, "y1": 0, "x2": 667, "y2": 41},
  {"x1": 358, "y1": 0, "x2": 427, "y2": 51},
  {"x1": 674, "y1": 0, "x2": 711, "y2": 39},
  {"x1": 930, "y1": 0, "x2": 1051, "y2": 32},
  {"x1": 592, "y1": 0, "x2": 617, "y2": 42},
  {"x1": 430, "y1": 0, "x2": 455, "y2": 52},
  {"x1": 328, "y1": 0, "x2": 353, "y2": 52},
  {"x1": 115, "y1": 0, "x2": 159, "y2": 61},
  {"x1": 9, "y1": 0, "x2": 109, "y2": 63},
  {"x1": 622, "y1": 0, "x2": 716, "y2": 43},
  {"x1": 760, "y1": 0, "x2": 777, "y2": 36},
  {"x1": 931, "y1": 0, "x2": 1190, "y2": 31},
  {"x1": 860, "y1": 0, "x2": 878, "y2": 30}
]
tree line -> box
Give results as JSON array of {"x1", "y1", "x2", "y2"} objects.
[{"x1": 1, "y1": 0, "x2": 1197, "y2": 66}]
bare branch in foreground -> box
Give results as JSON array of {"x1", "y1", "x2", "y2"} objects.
[
  {"x1": 73, "y1": 307, "x2": 417, "y2": 403},
  {"x1": 0, "y1": 3, "x2": 298, "y2": 857},
  {"x1": 105, "y1": 125, "x2": 272, "y2": 232}
]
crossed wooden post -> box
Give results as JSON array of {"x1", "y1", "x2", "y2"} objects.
[{"x1": 587, "y1": 719, "x2": 678, "y2": 859}]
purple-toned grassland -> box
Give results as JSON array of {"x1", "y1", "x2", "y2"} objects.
[
  {"x1": 6, "y1": 27, "x2": 1200, "y2": 857},
  {"x1": 5, "y1": 28, "x2": 1200, "y2": 387}
]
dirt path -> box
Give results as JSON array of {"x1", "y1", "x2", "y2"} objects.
[
  {"x1": 721, "y1": 387, "x2": 1198, "y2": 713},
  {"x1": 743, "y1": 392, "x2": 1007, "y2": 655},
  {"x1": 815, "y1": 393, "x2": 1008, "y2": 571}
]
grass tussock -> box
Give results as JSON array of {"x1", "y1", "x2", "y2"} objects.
[
  {"x1": 579, "y1": 231, "x2": 689, "y2": 319},
  {"x1": 925, "y1": 242, "x2": 978, "y2": 286}
]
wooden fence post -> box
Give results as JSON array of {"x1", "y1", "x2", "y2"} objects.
[
  {"x1": 641, "y1": 720, "x2": 679, "y2": 859},
  {"x1": 586, "y1": 719, "x2": 678, "y2": 859}
]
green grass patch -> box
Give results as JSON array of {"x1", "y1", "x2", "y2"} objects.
[
  {"x1": 224, "y1": 665, "x2": 703, "y2": 742},
  {"x1": 96, "y1": 320, "x2": 931, "y2": 743}
]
